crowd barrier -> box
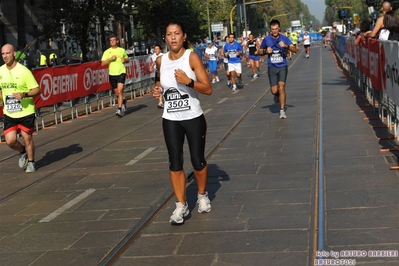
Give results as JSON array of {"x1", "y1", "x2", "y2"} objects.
[
  {"x1": 0, "y1": 55, "x2": 154, "y2": 139},
  {"x1": 298, "y1": 33, "x2": 323, "y2": 44},
  {"x1": 331, "y1": 33, "x2": 399, "y2": 142}
]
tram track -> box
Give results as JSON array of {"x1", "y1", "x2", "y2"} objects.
[
  {"x1": 0, "y1": 46, "x2": 327, "y2": 266},
  {"x1": 97, "y1": 48, "x2": 326, "y2": 266},
  {"x1": 0, "y1": 96, "x2": 162, "y2": 203},
  {"x1": 309, "y1": 46, "x2": 325, "y2": 265},
  {"x1": 98, "y1": 69, "x2": 272, "y2": 266}
]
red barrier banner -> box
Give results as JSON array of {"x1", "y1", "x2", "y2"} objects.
[
  {"x1": 125, "y1": 56, "x2": 153, "y2": 82},
  {"x1": 32, "y1": 55, "x2": 153, "y2": 109},
  {"x1": 340, "y1": 36, "x2": 399, "y2": 106},
  {"x1": 359, "y1": 40, "x2": 369, "y2": 79},
  {"x1": 32, "y1": 62, "x2": 110, "y2": 108},
  {"x1": 368, "y1": 39, "x2": 382, "y2": 91},
  {"x1": 344, "y1": 37, "x2": 356, "y2": 64}
]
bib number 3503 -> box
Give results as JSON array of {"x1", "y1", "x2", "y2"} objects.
[{"x1": 167, "y1": 99, "x2": 190, "y2": 112}]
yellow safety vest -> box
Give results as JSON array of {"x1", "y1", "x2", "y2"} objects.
[{"x1": 40, "y1": 54, "x2": 47, "y2": 66}]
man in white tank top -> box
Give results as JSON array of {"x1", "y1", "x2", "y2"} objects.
[{"x1": 302, "y1": 32, "x2": 311, "y2": 58}]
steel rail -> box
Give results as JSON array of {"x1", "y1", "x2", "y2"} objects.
[{"x1": 98, "y1": 50, "x2": 306, "y2": 266}]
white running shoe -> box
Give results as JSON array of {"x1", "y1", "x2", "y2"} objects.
[
  {"x1": 212, "y1": 79, "x2": 216, "y2": 84},
  {"x1": 26, "y1": 162, "x2": 36, "y2": 173},
  {"x1": 170, "y1": 202, "x2": 189, "y2": 224},
  {"x1": 115, "y1": 109, "x2": 123, "y2": 117},
  {"x1": 227, "y1": 80, "x2": 231, "y2": 86},
  {"x1": 232, "y1": 84, "x2": 237, "y2": 91},
  {"x1": 279, "y1": 109, "x2": 287, "y2": 119},
  {"x1": 122, "y1": 99, "x2": 127, "y2": 111},
  {"x1": 215, "y1": 76, "x2": 220, "y2": 82},
  {"x1": 19, "y1": 153, "x2": 28, "y2": 169},
  {"x1": 197, "y1": 192, "x2": 211, "y2": 213},
  {"x1": 253, "y1": 74, "x2": 258, "y2": 79}
]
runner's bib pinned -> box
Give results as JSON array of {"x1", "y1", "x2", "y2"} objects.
[
  {"x1": 228, "y1": 50, "x2": 237, "y2": 58},
  {"x1": 271, "y1": 50, "x2": 283, "y2": 64},
  {"x1": 5, "y1": 95, "x2": 22, "y2": 112},
  {"x1": 164, "y1": 88, "x2": 191, "y2": 113}
]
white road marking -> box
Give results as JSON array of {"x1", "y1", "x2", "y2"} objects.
[
  {"x1": 39, "y1": 188, "x2": 96, "y2": 223},
  {"x1": 125, "y1": 147, "x2": 156, "y2": 165},
  {"x1": 203, "y1": 109, "x2": 212, "y2": 115},
  {"x1": 217, "y1": 98, "x2": 228, "y2": 104}
]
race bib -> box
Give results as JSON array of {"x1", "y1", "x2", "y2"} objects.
[
  {"x1": 164, "y1": 88, "x2": 191, "y2": 113},
  {"x1": 5, "y1": 95, "x2": 22, "y2": 113},
  {"x1": 271, "y1": 50, "x2": 283, "y2": 64},
  {"x1": 209, "y1": 53, "x2": 216, "y2": 60},
  {"x1": 228, "y1": 51, "x2": 237, "y2": 58}
]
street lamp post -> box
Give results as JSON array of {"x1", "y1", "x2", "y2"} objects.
[
  {"x1": 207, "y1": 1, "x2": 211, "y2": 40},
  {"x1": 242, "y1": 0, "x2": 248, "y2": 37},
  {"x1": 299, "y1": 13, "x2": 303, "y2": 27}
]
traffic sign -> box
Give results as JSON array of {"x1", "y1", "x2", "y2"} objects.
[{"x1": 211, "y1": 22, "x2": 223, "y2": 32}]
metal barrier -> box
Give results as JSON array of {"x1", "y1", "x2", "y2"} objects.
[
  {"x1": 33, "y1": 77, "x2": 154, "y2": 130},
  {"x1": 1, "y1": 78, "x2": 154, "y2": 142},
  {"x1": 331, "y1": 33, "x2": 399, "y2": 169}
]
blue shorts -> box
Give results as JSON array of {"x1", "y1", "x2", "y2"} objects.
[
  {"x1": 208, "y1": 60, "x2": 218, "y2": 74},
  {"x1": 249, "y1": 55, "x2": 260, "y2": 61}
]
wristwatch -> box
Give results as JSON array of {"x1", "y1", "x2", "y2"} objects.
[
  {"x1": 186, "y1": 79, "x2": 194, "y2": 88},
  {"x1": 24, "y1": 92, "x2": 29, "y2": 98}
]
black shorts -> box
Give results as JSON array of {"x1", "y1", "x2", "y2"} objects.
[
  {"x1": 163, "y1": 115, "x2": 207, "y2": 171},
  {"x1": 304, "y1": 44, "x2": 310, "y2": 49},
  {"x1": 109, "y1": 74, "x2": 126, "y2": 89},
  {"x1": 268, "y1": 66, "x2": 288, "y2": 87},
  {"x1": 224, "y1": 62, "x2": 229, "y2": 71},
  {"x1": 3, "y1": 113, "x2": 36, "y2": 135}
]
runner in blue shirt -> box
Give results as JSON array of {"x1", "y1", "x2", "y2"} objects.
[
  {"x1": 223, "y1": 33, "x2": 243, "y2": 91},
  {"x1": 256, "y1": 19, "x2": 298, "y2": 119}
]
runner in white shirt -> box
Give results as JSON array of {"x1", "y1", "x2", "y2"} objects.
[
  {"x1": 302, "y1": 31, "x2": 311, "y2": 58},
  {"x1": 150, "y1": 44, "x2": 164, "y2": 108},
  {"x1": 150, "y1": 21, "x2": 213, "y2": 225},
  {"x1": 204, "y1": 40, "x2": 219, "y2": 83}
]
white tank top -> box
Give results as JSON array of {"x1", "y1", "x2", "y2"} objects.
[
  {"x1": 303, "y1": 35, "x2": 311, "y2": 45},
  {"x1": 379, "y1": 29, "x2": 390, "y2": 40},
  {"x1": 160, "y1": 50, "x2": 203, "y2": 121}
]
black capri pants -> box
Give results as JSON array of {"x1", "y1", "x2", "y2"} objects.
[{"x1": 163, "y1": 114, "x2": 207, "y2": 171}]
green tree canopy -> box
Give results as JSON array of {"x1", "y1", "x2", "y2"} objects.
[{"x1": 34, "y1": 0, "x2": 325, "y2": 61}]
